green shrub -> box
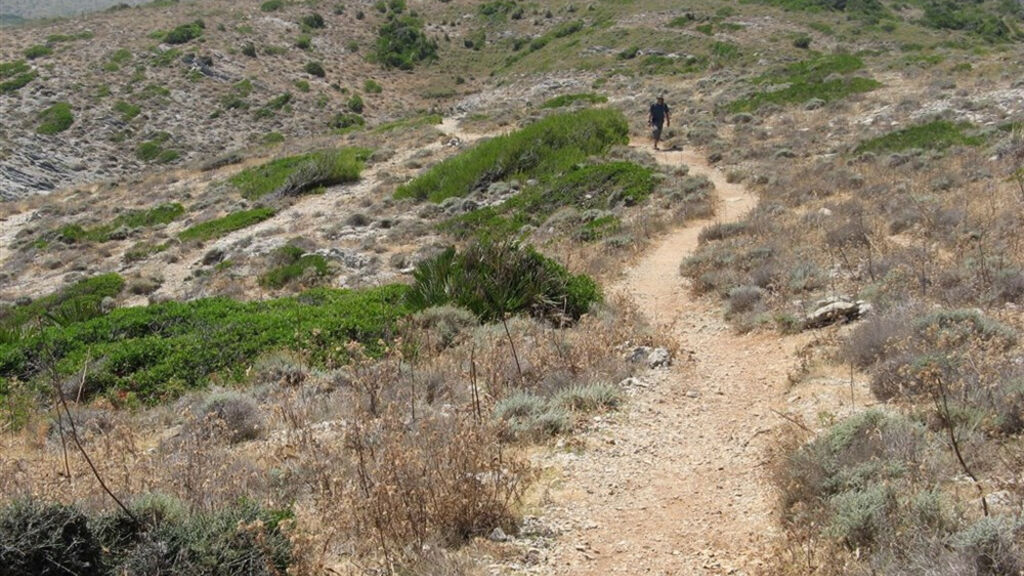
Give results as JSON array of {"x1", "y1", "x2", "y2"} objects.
[
  {"x1": 329, "y1": 112, "x2": 365, "y2": 130},
  {"x1": 179, "y1": 207, "x2": 275, "y2": 242},
  {"x1": 728, "y1": 53, "x2": 880, "y2": 112},
  {"x1": 260, "y1": 0, "x2": 284, "y2": 11},
  {"x1": 0, "y1": 273, "x2": 124, "y2": 340},
  {"x1": 51, "y1": 203, "x2": 184, "y2": 244},
  {"x1": 300, "y1": 13, "x2": 325, "y2": 29},
  {"x1": 23, "y1": 45, "x2": 53, "y2": 60},
  {"x1": 295, "y1": 34, "x2": 312, "y2": 50},
  {"x1": 479, "y1": 0, "x2": 520, "y2": 20},
  {"x1": 554, "y1": 382, "x2": 622, "y2": 411},
  {"x1": 293, "y1": 79, "x2": 310, "y2": 92},
  {"x1": 113, "y1": 100, "x2": 141, "y2": 121},
  {"x1": 854, "y1": 120, "x2": 986, "y2": 153},
  {"x1": 0, "y1": 60, "x2": 36, "y2": 94},
  {"x1": 407, "y1": 240, "x2": 601, "y2": 324},
  {"x1": 443, "y1": 161, "x2": 654, "y2": 241},
  {"x1": 228, "y1": 147, "x2": 369, "y2": 200},
  {"x1": 373, "y1": 15, "x2": 438, "y2": 70},
  {"x1": 346, "y1": 93, "x2": 363, "y2": 112},
  {"x1": 920, "y1": 0, "x2": 1018, "y2": 43},
  {"x1": 304, "y1": 60, "x2": 325, "y2": 77},
  {"x1": 36, "y1": 102, "x2": 73, "y2": 135},
  {"x1": 162, "y1": 20, "x2": 204, "y2": 44},
  {"x1": 136, "y1": 134, "x2": 178, "y2": 163},
  {"x1": 259, "y1": 244, "x2": 330, "y2": 288},
  {"x1": 396, "y1": 108, "x2": 629, "y2": 203},
  {"x1": 540, "y1": 92, "x2": 607, "y2": 109},
  {"x1": 0, "y1": 284, "x2": 409, "y2": 401},
  {"x1": 363, "y1": 79, "x2": 382, "y2": 93}
]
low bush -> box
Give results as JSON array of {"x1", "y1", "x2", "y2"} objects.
[
  {"x1": 135, "y1": 132, "x2": 178, "y2": 163},
  {"x1": 407, "y1": 240, "x2": 601, "y2": 324},
  {"x1": 373, "y1": 113, "x2": 442, "y2": 132},
  {"x1": 493, "y1": 391, "x2": 569, "y2": 439},
  {"x1": 0, "y1": 499, "x2": 103, "y2": 575},
  {"x1": 178, "y1": 207, "x2": 275, "y2": 242},
  {"x1": 920, "y1": 0, "x2": 1019, "y2": 43},
  {"x1": 36, "y1": 102, "x2": 73, "y2": 135},
  {"x1": 775, "y1": 407, "x2": 1024, "y2": 573},
  {"x1": 259, "y1": 244, "x2": 329, "y2": 288},
  {"x1": 23, "y1": 45, "x2": 53, "y2": 60},
  {"x1": 347, "y1": 93, "x2": 364, "y2": 112},
  {"x1": 363, "y1": 79, "x2": 382, "y2": 93},
  {"x1": 396, "y1": 108, "x2": 629, "y2": 203},
  {"x1": 304, "y1": 61, "x2": 325, "y2": 77},
  {"x1": 162, "y1": 20, "x2": 204, "y2": 45},
  {"x1": 0, "y1": 497, "x2": 291, "y2": 576},
  {"x1": 229, "y1": 148, "x2": 369, "y2": 199},
  {"x1": 193, "y1": 391, "x2": 263, "y2": 443},
  {"x1": 329, "y1": 112, "x2": 364, "y2": 130},
  {"x1": 0, "y1": 60, "x2": 36, "y2": 94},
  {"x1": 50, "y1": 203, "x2": 184, "y2": 244},
  {"x1": 854, "y1": 120, "x2": 986, "y2": 153},
  {"x1": 540, "y1": 92, "x2": 608, "y2": 109},
  {"x1": 113, "y1": 100, "x2": 141, "y2": 121},
  {"x1": 300, "y1": 13, "x2": 325, "y2": 30},
  {"x1": 0, "y1": 284, "x2": 410, "y2": 401},
  {"x1": 728, "y1": 53, "x2": 880, "y2": 113},
  {"x1": 0, "y1": 273, "x2": 124, "y2": 337},
  {"x1": 260, "y1": 0, "x2": 283, "y2": 11},
  {"x1": 553, "y1": 382, "x2": 622, "y2": 411}
]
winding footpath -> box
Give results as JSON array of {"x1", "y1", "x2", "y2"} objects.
[{"x1": 539, "y1": 143, "x2": 810, "y2": 575}]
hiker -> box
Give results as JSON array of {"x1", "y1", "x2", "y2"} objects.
[{"x1": 648, "y1": 96, "x2": 671, "y2": 151}]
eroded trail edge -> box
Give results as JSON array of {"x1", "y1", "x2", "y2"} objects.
[{"x1": 540, "y1": 145, "x2": 805, "y2": 575}]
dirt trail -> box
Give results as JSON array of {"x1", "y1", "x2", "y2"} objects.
[{"x1": 540, "y1": 144, "x2": 809, "y2": 575}]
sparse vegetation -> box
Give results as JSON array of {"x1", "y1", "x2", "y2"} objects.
[
  {"x1": 854, "y1": 119, "x2": 986, "y2": 153},
  {"x1": 178, "y1": 207, "x2": 276, "y2": 242},
  {"x1": 0, "y1": 60, "x2": 36, "y2": 94},
  {"x1": 52, "y1": 203, "x2": 184, "y2": 244},
  {"x1": 35, "y1": 102, "x2": 74, "y2": 134},
  {"x1": 540, "y1": 92, "x2": 608, "y2": 109},
  {"x1": 728, "y1": 53, "x2": 881, "y2": 112}
]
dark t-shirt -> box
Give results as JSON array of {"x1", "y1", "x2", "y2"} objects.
[{"x1": 650, "y1": 102, "x2": 670, "y2": 126}]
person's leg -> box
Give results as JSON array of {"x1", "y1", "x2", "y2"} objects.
[{"x1": 652, "y1": 124, "x2": 662, "y2": 150}]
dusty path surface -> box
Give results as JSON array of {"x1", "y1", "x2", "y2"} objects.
[{"x1": 536, "y1": 143, "x2": 809, "y2": 575}]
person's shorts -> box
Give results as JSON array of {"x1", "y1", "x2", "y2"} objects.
[{"x1": 652, "y1": 124, "x2": 664, "y2": 140}]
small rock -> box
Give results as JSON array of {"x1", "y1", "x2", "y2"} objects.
[
  {"x1": 686, "y1": 389, "x2": 700, "y2": 399},
  {"x1": 647, "y1": 347, "x2": 671, "y2": 368},
  {"x1": 100, "y1": 296, "x2": 117, "y2": 313},
  {"x1": 488, "y1": 527, "x2": 509, "y2": 542},
  {"x1": 627, "y1": 346, "x2": 652, "y2": 363},
  {"x1": 803, "y1": 300, "x2": 872, "y2": 330}
]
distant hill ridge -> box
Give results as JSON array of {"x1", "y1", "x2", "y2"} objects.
[{"x1": 1, "y1": 0, "x2": 150, "y2": 20}]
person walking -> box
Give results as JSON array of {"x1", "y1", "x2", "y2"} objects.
[{"x1": 648, "y1": 96, "x2": 671, "y2": 151}]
